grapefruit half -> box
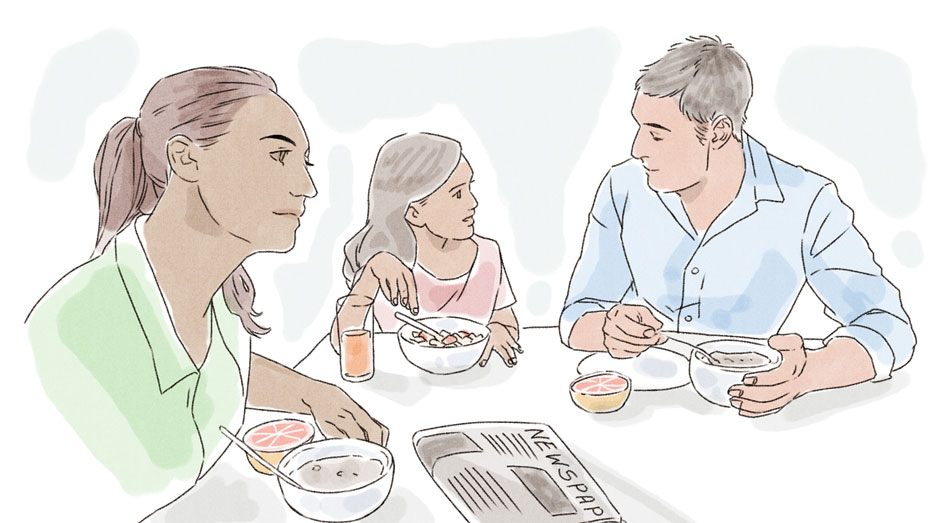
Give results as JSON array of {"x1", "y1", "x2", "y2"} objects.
[
  {"x1": 570, "y1": 371, "x2": 631, "y2": 413},
  {"x1": 242, "y1": 419, "x2": 315, "y2": 475}
]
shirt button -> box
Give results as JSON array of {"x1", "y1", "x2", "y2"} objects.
[
  {"x1": 684, "y1": 315, "x2": 693, "y2": 322},
  {"x1": 691, "y1": 267, "x2": 700, "y2": 275}
]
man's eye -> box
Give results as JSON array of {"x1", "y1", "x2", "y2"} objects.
[
  {"x1": 270, "y1": 150, "x2": 290, "y2": 165},
  {"x1": 651, "y1": 134, "x2": 663, "y2": 142}
]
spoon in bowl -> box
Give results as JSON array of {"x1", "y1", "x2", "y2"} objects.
[
  {"x1": 394, "y1": 311, "x2": 445, "y2": 342},
  {"x1": 219, "y1": 426, "x2": 306, "y2": 490}
]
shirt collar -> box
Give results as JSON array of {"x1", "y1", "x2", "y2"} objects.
[
  {"x1": 112, "y1": 217, "x2": 198, "y2": 393},
  {"x1": 655, "y1": 132, "x2": 784, "y2": 243}
]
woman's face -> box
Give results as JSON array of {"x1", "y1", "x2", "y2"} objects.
[
  {"x1": 192, "y1": 93, "x2": 317, "y2": 252},
  {"x1": 410, "y1": 159, "x2": 478, "y2": 241}
]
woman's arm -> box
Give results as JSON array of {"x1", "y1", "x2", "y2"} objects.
[{"x1": 247, "y1": 353, "x2": 388, "y2": 444}]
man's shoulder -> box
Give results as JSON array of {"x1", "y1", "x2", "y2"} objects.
[{"x1": 753, "y1": 137, "x2": 836, "y2": 202}]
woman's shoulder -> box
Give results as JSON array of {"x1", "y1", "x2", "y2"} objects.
[{"x1": 26, "y1": 248, "x2": 139, "y2": 358}]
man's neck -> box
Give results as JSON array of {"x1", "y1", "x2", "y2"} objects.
[{"x1": 678, "y1": 139, "x2": 746, "y2": 234}]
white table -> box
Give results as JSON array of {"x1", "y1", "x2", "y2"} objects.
[{"x1": 147, "y1": 327, "x2": 912, "y2": 523}]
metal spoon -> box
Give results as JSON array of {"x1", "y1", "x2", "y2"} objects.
[
  {"x1": 219, "y1": 425, "x2": 306, "y2": 490},
  {"x1": 394, "y1": 311, "x2": 445, "y2": 342}
]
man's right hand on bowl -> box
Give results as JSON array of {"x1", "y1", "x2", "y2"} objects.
[{"x1": 603, "y1": 304, "x2": 666, "y2": 359}]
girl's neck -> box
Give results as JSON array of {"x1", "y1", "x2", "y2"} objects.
[{"x1": 413, "y1": 225, "x2": 476, "y2": 279}]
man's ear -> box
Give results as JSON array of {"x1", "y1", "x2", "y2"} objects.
[
  {"x1": 166, "y1": 135, "x2": 200, "y2": 182},
  {"x1": 710, "y1": 117, "x2": 734, "y2": 150},
  {"x1": 405, "y1": 203, "x2": 425, "y2": 227}
]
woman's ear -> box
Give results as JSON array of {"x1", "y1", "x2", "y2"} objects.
[
  {"x1": 710, "y1": 117, "x2": 734, "y2": 150},
  {"x1": 405, "y1": 203, "x2": 426, "y2": 227},
  {"x1": 166, "y1": 135, "x2": 200, "y2": 182}
]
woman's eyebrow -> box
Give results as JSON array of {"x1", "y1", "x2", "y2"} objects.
[{"x1": 260, "y1": 134, "x2": 296, "y2": 146}]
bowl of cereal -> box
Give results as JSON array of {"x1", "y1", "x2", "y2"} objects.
[{"x1": 397, "y1": 316, "x2": 489, "y2": 375}]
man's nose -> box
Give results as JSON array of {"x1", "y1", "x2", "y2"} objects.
[{"x1": 631, "y1": 130, "x2": 644, "y2": 159}]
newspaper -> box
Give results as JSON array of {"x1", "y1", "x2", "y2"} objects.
[{"x1": 413, "y1": 422, "x2": 622, "y2": 523}]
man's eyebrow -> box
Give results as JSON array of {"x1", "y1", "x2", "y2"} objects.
[
  {"x1": 643, "y1": 123, "x2": 671, "y2": 132},
  {"x1": 260, "y1": 134, "x2": 296, "y2": 146}
]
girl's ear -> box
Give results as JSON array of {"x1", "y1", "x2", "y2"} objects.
[{"x1": 405, "y1": 203, "x2": 425, "y2": 227}]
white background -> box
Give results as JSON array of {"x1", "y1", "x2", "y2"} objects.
[{"x1": 2, "y1": 1, "x2": 948, "y2": 521}]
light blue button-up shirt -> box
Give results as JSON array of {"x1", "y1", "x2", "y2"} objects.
[{"x1": 560, "y1": 134, "x2": 914, "y2": 381}]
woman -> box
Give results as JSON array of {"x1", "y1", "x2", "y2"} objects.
[
  {"x1": 332, "y1": 133, "x2": 521, "y2": 366},
  {"x1": 26, "y1": 67, "x2": 387, "y2": 513}
]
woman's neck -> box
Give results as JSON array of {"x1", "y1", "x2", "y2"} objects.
[{"x1": 142, "y1": 183, "x2": 251, "y2": 352}]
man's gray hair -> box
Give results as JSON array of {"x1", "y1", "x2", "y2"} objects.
[{"x1": 636, "y1": 35, "x2": 752, "y2": 139}]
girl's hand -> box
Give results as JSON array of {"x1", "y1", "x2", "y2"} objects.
[
  {"x1": 364, "y1": 252, "x2": 419, "y2": 314},
  {"x1": 480, "y1": 322, "x2": 522, "y2": 367}
]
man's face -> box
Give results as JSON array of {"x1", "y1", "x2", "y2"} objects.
[{"x1": 630, "y1": 93, "x2": 709, "y2": 193}]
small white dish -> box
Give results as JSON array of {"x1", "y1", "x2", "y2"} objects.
[{"x1": 576, "y1": 346, "x2": 689, "y2": 391}]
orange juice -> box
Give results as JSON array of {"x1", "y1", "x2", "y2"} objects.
[{"x1": 342, "y1": 329, "x2": 373, "y2": 381}]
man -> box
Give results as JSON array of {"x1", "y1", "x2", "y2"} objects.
[{"x1": 560, "y1": 36, "x2": 914, "y2": 417}]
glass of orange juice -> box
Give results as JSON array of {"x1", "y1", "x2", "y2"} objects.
[{"x1": 335, "y1": 295, "x2": 375, "y2": 382}]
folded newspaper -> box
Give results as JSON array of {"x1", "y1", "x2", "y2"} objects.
[{"x1": 413, "y1": 422, "x2": 622, "y2": 522}]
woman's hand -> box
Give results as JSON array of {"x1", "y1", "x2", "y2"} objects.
[
  {"x1": 363, "y1": 252, "x2": 418, "y2": 314},
  {"x1": 301, "y1": 380, "x2": 389, "y2": 445},
  {"x1": 247, "y1": 354, "x2": 388, "y2": 445}
]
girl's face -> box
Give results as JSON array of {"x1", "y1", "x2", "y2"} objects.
[
  {"x1": 409, "y1": 159, "x2": 478, "y2": 241},
  {"x1": 189, "y1": 93, "x2": 317, "y2": 252}
]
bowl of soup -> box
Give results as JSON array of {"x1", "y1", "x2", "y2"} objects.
[
  {"x1": 688, "y1": 339, "x2": 782, "y2": 407},
  {"x1": 277, "y1": 438, "x2": 394, "y2": 522},
  {"x1": 397, "y1": 316, "x2": 489, "y2": 374}
]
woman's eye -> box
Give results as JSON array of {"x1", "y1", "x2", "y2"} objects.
[{"x1": 270, "y1": 150, "x2": 290, "y2": 165}]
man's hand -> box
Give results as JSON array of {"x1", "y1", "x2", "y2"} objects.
[
  {"x1": 364, "y1": 252, "x2": 418, "y2": 314},
  {"x1": 302, "y1": 380, "x2": 389, "y2": 446},
  {"x1": 480, "y1": 322, "x2": 522, "y2": 367},
  {"x1": 727, "y1": 333, "x2": 809, "y2": 417},
  {"x1": 603, "y1": 304, "x2": 665, "y2": 359}
]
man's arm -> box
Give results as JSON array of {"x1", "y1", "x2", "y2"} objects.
[
  {"x1": 560, "y1": 170, "x2": 663, "y2": 353},
  {"x1": 802, "y1": 182, "x2": 915, "y2": 381}
]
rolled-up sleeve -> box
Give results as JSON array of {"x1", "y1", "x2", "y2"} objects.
[
  {"x1": 559, "y1": 172, "x2": 637, "y2": 345},
  {"x1": 803, "y1": 182, "x2": 916, "y2": 381}
]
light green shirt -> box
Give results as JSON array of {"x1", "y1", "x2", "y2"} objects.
[{"x1": 27, "y1": 217, "x2": 250, "y2": 496}]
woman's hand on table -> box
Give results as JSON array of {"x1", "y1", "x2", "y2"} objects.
[
  {"x1": 302, "y1": 380, "x2": 389, "y2": 446},
  {"x1": 364, "y1": 252, "x2": 418, "y2": 314},
  {"x1": 603, "y1": 304, "x2": 666, "y2": 359}
]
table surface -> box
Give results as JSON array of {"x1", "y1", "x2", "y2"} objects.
[{"x1": 145, "y1": 327, "x2": 917, "y2": 523}]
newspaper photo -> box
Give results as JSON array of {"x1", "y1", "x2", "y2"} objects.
[{"x1": 413, "y1": 422, "x2": 623, "y2": 523}]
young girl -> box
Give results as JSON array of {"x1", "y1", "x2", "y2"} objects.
[{"x1": 333, "y1": 132, "x2": 521, "y2": 367}]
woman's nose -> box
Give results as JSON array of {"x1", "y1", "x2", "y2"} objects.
[{"x1": 293, "y1": 167, "x2": 318, "y2": 198}]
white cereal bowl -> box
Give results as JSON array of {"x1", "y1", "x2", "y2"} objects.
[
  {"x1": 277, "y1": 439, "x2": 394, "y2": 522},
  {"x1": 689, "y1": 339, "x2": 783, "y2": 407},
  {"x1": 397, "y1": 316, "x2": 490, "y2": 375}
]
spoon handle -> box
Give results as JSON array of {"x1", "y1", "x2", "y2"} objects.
[
  {"x1": 219, "y1": 426, "x2": 306, "y2": 490},
  {"x1": 394, "y1": 311, "x2": 444, "y2": 340}
]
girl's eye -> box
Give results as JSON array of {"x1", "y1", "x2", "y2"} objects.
[
  {"x1": 454, "y1": 191, "x2": 462, "y2": 199},
  {"x1": 270, "y1": 150, "x2": 290, "y2": 165}
]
